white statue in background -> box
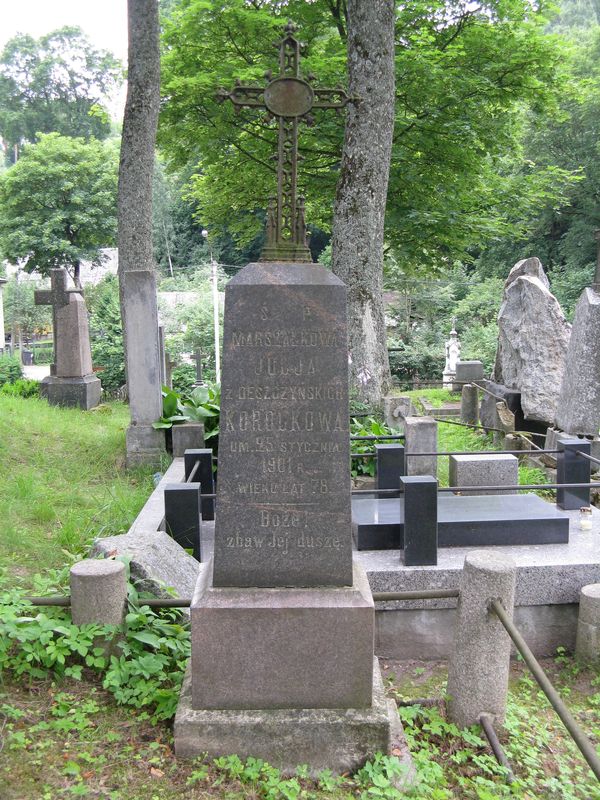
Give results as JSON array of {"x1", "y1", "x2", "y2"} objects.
[{"x1": 443, "y1": 319, "x2": 461, "y2": 388}]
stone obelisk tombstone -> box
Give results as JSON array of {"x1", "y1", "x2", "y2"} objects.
[
  {"x1": 554, "y1": 231, "x2": 600, "y2": 441},
  {"x1": 34, "y1": 268, "x2": 101, "y2": 409},
  {"x1": 174, "y1": 23, "x2": 405, "y2": 776}
]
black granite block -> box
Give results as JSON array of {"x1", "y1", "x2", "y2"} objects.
[
  {"x1": 375, "y1": 444, "x2": 405, "y2": 494},
  {"x1": 557, "y1": 439, "x2": 591, "y2": 511},
  {"x1": 184, "y1": 448, "x2": 215, "y2": 520},
  {"x1": 212, "y1": 262, "x2": 353, "y2": 588},
  {"x1": 164, "y1": 483, "x2": 202, "y2": 561},
  {"x1": 352, "y1": 493, "x2": 570, "y2": 551},
  {"x1": 400, "y1": 475, "x2": 438, "y2": 566}
]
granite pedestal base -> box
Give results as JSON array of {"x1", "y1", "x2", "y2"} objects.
[
  {"x1": 190, "y1": 560, "x2": 374, "y2": 710},
  {"x1": 175, "y1": 658, "x2": 412, "y2": 779},
  {"x1": 40, "y1": 374, "x2": 101, "y2": 410},
  {"x1": 125, "y1": 424, "x2": 166, "y2": 468}
]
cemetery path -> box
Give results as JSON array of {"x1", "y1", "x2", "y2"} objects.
[{"x1": 22, "y1": 364, "x2": 51, "y2": 380}]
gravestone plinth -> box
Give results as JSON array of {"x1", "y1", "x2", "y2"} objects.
[
  {"x1": 176, "y1": 261, "x2": 404, "y2": 774},
  {"x1": 191, "y1": 559, "x2": 374, "y2": 710}
]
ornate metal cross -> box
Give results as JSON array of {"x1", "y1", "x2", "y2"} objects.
[{"x1": 217, "y1": 21, "x2": 354, "y2": 263}]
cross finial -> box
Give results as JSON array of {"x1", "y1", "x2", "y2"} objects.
[{"x1": 216, "y1": 22, "x2": 356, "y2": 262}]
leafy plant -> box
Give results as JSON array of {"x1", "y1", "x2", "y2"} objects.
[
  {"x1": 0, "y1": 354, "x2": 22, "y2": 386},
  {"x1": 154, "y1": 382, "x2": 221, "y2": 452},
  {"x1": 0, "y1": 378, "x2": 39, "y2": 398},
  {"x1": 0, "y1": 564, "x2": 191, "y2": 722},
  {"x1": 350, "y1": 416, "x2": 398, "y2": 478}
]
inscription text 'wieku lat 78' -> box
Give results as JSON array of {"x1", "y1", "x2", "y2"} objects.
[{"x1": 217, "y1": 21, "x2": 355, "y2": 263}]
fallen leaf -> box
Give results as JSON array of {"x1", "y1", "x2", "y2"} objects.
[{"x1": 150, "y1": 767, "x2": 164, "y2": 778}]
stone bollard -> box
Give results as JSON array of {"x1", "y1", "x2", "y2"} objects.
[
  {"x1": 70, "y1": 559, "x2": 127, "y2": 625},
  {"x1": 172, "y1": 422, "x2": 205, "y2": 458},
  {"x1": 404, "y1": 416, "x2": 437, "y2": 477},
  {"x1": 460, "y1": 384, "x2": 479, "y2": 427},
  {"x1": 576, "y1": 584, "x2": 600, "y2": 664},
  {"x1": 447, "y1": 551, "x2": 516, "y2": 728}
]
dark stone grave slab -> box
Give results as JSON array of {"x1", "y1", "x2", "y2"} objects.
[
  {"x1": 401, "y1": 476, "x2": 438, "y2": 566},
  {"x1": 164, "y1": 483, "x2": 202, "y2": 561},
  {"x1": 557, "y1": 438, "x2": 591, "y2": 510},
  {"x1": 213, "y1": 262, "x2": 353, "y2": 588},
  {"x1": 352, "y1": 493, "x2": 569, "y2": 550}
]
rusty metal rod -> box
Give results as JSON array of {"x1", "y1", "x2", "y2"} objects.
[
  {"x1": 405, "y1": 449, "x2": 561, "y2": 457},
  {"x1": 24, "y1": 590, "x2": 459, "y2": 609},
  {"x1": 352, "y1": 482, "x2": 598, "y2": 496},
  {"x1": 432, "y1": 417, "x2": 505, "y2": 434},
  {"x1": 372, "y1": 589, "x2": 459, "y2": 601},
  {"x1": 490, "y1": 599, "x2": 600, "y2": 782},
  {"x1": 576, "y1": 450, "x2": 600, "y2": 467},
  {"x1": 479, "y1": 713, "x2": 516, "y2": 784},
  {"x1": 438, "y1": 482, "x2": 599, "y2": 493},
  {"x1": 23, "y1": 596, "x2": 71, "y2": 607},
  {"x1": 185, "y1": 460, "x2": 200, "y2": 483},
  {"x1": 350, "y1": 434, "x2": 405, "y2": 441}
]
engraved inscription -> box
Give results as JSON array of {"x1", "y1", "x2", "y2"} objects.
[
  {"x1": 232, "y1": 384, "x2": 343, "y2": 401},
  {"x1": 231, "y1": 330, "x2": 345, "y2": 348},
  {"x1": 225, "y1": 531, "x2": 343, "y2": 551},
  {"x1": 223, "y1": 410, "x2": 347, "y2": 433}
]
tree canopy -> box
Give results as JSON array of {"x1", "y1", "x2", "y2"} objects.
[
  {"x1": 0, "y1": 133, "x2": 119, "y2": 284},
  {"x1": 158, "y1": 0, "x2": 573, "y2": 274},
  {"x1": 0, "y1": 26, "x2": 122, "y2": 162}
]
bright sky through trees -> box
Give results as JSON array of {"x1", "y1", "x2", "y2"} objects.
[{"x1": 1, "y1": 0, "x2": 127, "y2": 62}]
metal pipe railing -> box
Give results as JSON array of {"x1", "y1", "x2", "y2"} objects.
[
  {"x1": 350, "y1": 434, "x2": 405, "y2": 441},
  {"x1": 351, "y1": 482, "x2": 599, "y2": 495},
  {"x1": 185, "y1": 460, "x2": 200, "y2": 483},
  {"x1": 404, "y1": 449, "x2": 561, "y2": 457},
  {"x1": 479, "y1": 713, "x2": 516, "y2": 784},
  {"x1": 576, "y1": 450, "x2": 600, "y2": 467},
  {"x1": 22, "y1": 588, "x2": 459, "y2": 609},
  {"x1": 431, "y1": 417, "x2": 505, "y2": 434},
  {"x1": 490, "y1": 599, "x2": 600, "y2": 782},
  {"x1": 372, "y1": 589, "x2": 459, "y2": 602}
]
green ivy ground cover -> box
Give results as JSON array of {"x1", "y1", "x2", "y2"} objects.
[{"x1": 0, "y1": 393, "x2": 598, "y2": 798}]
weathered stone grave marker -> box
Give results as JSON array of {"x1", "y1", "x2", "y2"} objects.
[
  {"x1": 175, "y1": 22, "x2": 403, "y2": 775},
  {"x1": 34, "y1": 267, "x2": 101, "y2": 409},
  {"x1": 554, "y1": 231, "x2": 600, "y2": 439}
]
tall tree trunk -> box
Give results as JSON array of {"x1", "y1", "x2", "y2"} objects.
[
  {"x1": 118, "y1": 0, "x2": 159, "y2": 275},
  {"x1": 331, "y1": 0, "x2": 395, "y2": 408},
  {"x1": 118, "y1": 0, "x2": 165, "y2": 465}
]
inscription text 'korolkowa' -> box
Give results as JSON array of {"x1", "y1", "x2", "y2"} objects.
[{"x1": 216, "y1": 21, "x2": 356, "y2": 262}]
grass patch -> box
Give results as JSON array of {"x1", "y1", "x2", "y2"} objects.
[{"x1": 0, "y1": 396, "x2": 160, "y2": 578}]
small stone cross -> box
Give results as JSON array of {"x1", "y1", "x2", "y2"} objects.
[
  {"x1": 34, "y1": 269, "x2": 86, "y2": 376},
  {"x1": 34, "y1": 268, "x2": 82, "y2": 311},
  {"x1": 217, "y1": 21, "x2": 356, "y2": 262}
]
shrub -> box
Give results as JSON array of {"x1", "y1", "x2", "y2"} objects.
[
  {"x1": 0, "y1": 379, "x2": 40, "y2": 398},
  {"x1": 171, "y1": 363, "x2": 195, "y2": 395},
  {"x1": 33, "y1": 345, "x2": 54, "y2": 365},
  {"x1": 0, "y1": 354, "x2": 23, "y2": 386}
]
